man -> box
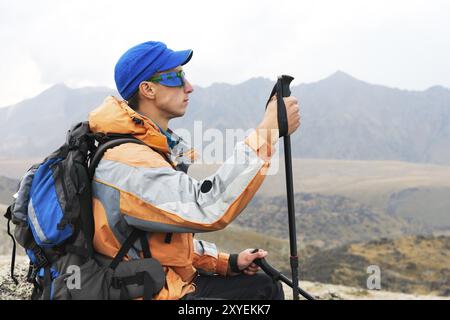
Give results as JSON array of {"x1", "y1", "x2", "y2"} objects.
[{"x1": 88, "y1": 41, "x2": 300, "y2": 299}]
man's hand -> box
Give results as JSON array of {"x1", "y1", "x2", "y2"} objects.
[
  {"x1": 236, "y1": 248, "x2": 268, "y2": 276},
  {"x1": 257, "y1": 95, "x2": 301, "y2": 145}
]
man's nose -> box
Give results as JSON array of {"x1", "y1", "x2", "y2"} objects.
[{"x1": 184, "y1": 79, "x2": 194, "y2": 94}]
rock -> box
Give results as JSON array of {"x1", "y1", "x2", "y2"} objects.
[
  {"x1": 282, "y1": 281, "x2": 450, "y2": 300},
  {"x1": 0, "y1": 256, "x2": 33, "y2": 300}
]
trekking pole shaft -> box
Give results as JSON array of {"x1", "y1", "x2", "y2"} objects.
[
  {"x1": 278, "y1": 273, "x2": 315, "y2": 300},
  {"x1": 283, "y1": 135, "x2": 300, "y2": 300}
]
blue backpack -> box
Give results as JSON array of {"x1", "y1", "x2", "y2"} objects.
[{"x1": 4, "y1": 121, "x2": 165, "y2": 300}]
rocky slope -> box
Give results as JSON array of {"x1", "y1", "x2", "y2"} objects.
[{"x1": 0, "y1": 256, "x2": 447, "y2": 300}]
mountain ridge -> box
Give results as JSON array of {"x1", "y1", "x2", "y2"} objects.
[
  {"x1": 2, "y1": 71, "x2": 449, "y2": 110},
  {"x1": 1, "y1": 71, "x2": 450, "y2": 163}
]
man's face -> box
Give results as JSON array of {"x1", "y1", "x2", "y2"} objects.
[{"x1": 152, "y1": 66, "x2": 194, "y2": 119}]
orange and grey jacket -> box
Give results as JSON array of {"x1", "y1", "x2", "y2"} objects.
[{"x1": 88, "y1": 96, "x2": 274, "y2": 299}]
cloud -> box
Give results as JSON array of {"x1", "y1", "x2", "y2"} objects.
[
  {"x1": 0, "y1": 45, "x2": 51, "y2": 106},
  {"x1": 1, "y1": 0, "x2": 449, "y2": 107}
]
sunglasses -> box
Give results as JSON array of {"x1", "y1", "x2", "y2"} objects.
[{"x1": 148, "y1": 70, "x2": 186, "y2": 87}]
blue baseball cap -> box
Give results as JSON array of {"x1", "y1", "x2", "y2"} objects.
[{"x1": 114, "y1": 41, "x2": 193, "y2": 100}]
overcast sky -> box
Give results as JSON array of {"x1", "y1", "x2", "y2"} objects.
[{"x1": 1, "y1": 0, "x2": 449, "y2": 107}]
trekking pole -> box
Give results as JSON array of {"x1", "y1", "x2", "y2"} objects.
[
  {"x1": 264, "y1": 75, "x2": 314, "y2": 300},
  {"x1": 252, "y1": 251, "x2": 315, "y2": 300}
]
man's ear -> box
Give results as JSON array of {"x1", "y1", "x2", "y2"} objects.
[{"x1": 139, "y1": 82, "x2": 156, "y2": 100}]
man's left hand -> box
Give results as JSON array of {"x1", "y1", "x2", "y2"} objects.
[{"x1": 236, "y1": 248, "x2": 268, "y2": 275}]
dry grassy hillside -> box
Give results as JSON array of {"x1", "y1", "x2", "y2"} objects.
[
  {"x1": 1, "y1": 207, "x2": 448, "y2": 298},
  {"x1": 1, "y1": 157, "x2": 449, "y2": 298},
  {"x1": 236, "y1": 192, "x2": 428, "y2": 249},
  {"x1": 0, "y1": 204, "x2": 24, "y2": 256},
  {"x1": 3, "y1": 156, "x2": 450, "y2": 229},
  {"x1": 302, "y1": 235, "x2": 450, "y2": 296},
  {"x1": 197, "y1": 226, "x2": 450, "y2": 296},
  {"x1": 189, "y1": 158, "x2": 450, "y2": 229}
]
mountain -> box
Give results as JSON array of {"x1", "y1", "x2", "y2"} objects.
[
  {"x1": 1, "y1": 72, "x2": 450, "y2": 163},
  {"x1": 0, "y1": 84, "x2": 115, "y2": 157},
  {"x1": 172, "y1": 71, "x2": 450, "y2": 164},
  {"x1": 292, "y1": 72, "x2": 450, "y2": 164},
  {"x1": 235, "y1": 193, "x2": 430, "y2": 249}
]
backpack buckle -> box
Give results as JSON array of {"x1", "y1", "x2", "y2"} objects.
[
  {"x1": 111, "y1": 277, "x2": 124, "y2": 289},
  {"x1": 27, "y1": 245, "x2": 50, "y2": 284},
  {"x1": 68, "y1": 137, "x2": 81, "y2": 150},
  {"x1": 26, "y1": 263, "x2": 39, "y2": 283},
  {"x1": 30, "y1": 244, "x2": 49, "y2": 269}
]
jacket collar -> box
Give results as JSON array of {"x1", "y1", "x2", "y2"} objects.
[{"x1": 89, "y1": 96, "x2": 198, "y2": 164}]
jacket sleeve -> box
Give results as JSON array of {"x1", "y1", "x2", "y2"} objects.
[
  {"x1": 93, "y1": 130, "x2": 274, "y2": 233},
  {"x1": 192, "y1": 239, "x2": 229, "y2": 276}
]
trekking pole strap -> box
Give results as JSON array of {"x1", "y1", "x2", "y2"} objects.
[{"x1": 4, "y1": 205, "x2": 18, "y2": 285}]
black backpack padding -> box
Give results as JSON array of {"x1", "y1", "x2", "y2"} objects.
[{"x1": 4, "y1": 121, "x2": 166, "y2": 300}]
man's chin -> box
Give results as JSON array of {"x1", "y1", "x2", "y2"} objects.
[{"x1": 170, "y1": 110, "x2": 186, "y2": 119}]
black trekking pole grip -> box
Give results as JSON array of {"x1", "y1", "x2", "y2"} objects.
[
  {"x1": 266, "y1": 75, "x2": 294, "y2": 137},
  {"x1": 279, "y1": 75, "x2": 294, "y2": 97},
  {"x1": 251, "y1": 249, "x2": 314, "y2": 300}
]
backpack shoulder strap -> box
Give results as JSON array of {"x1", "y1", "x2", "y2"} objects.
[
  {"x1": 89, "y1": 135, "x2": 177, "y2": 179},
  {"x1": 88, "y1": 137, "x2": 145, "y2": 179}
]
